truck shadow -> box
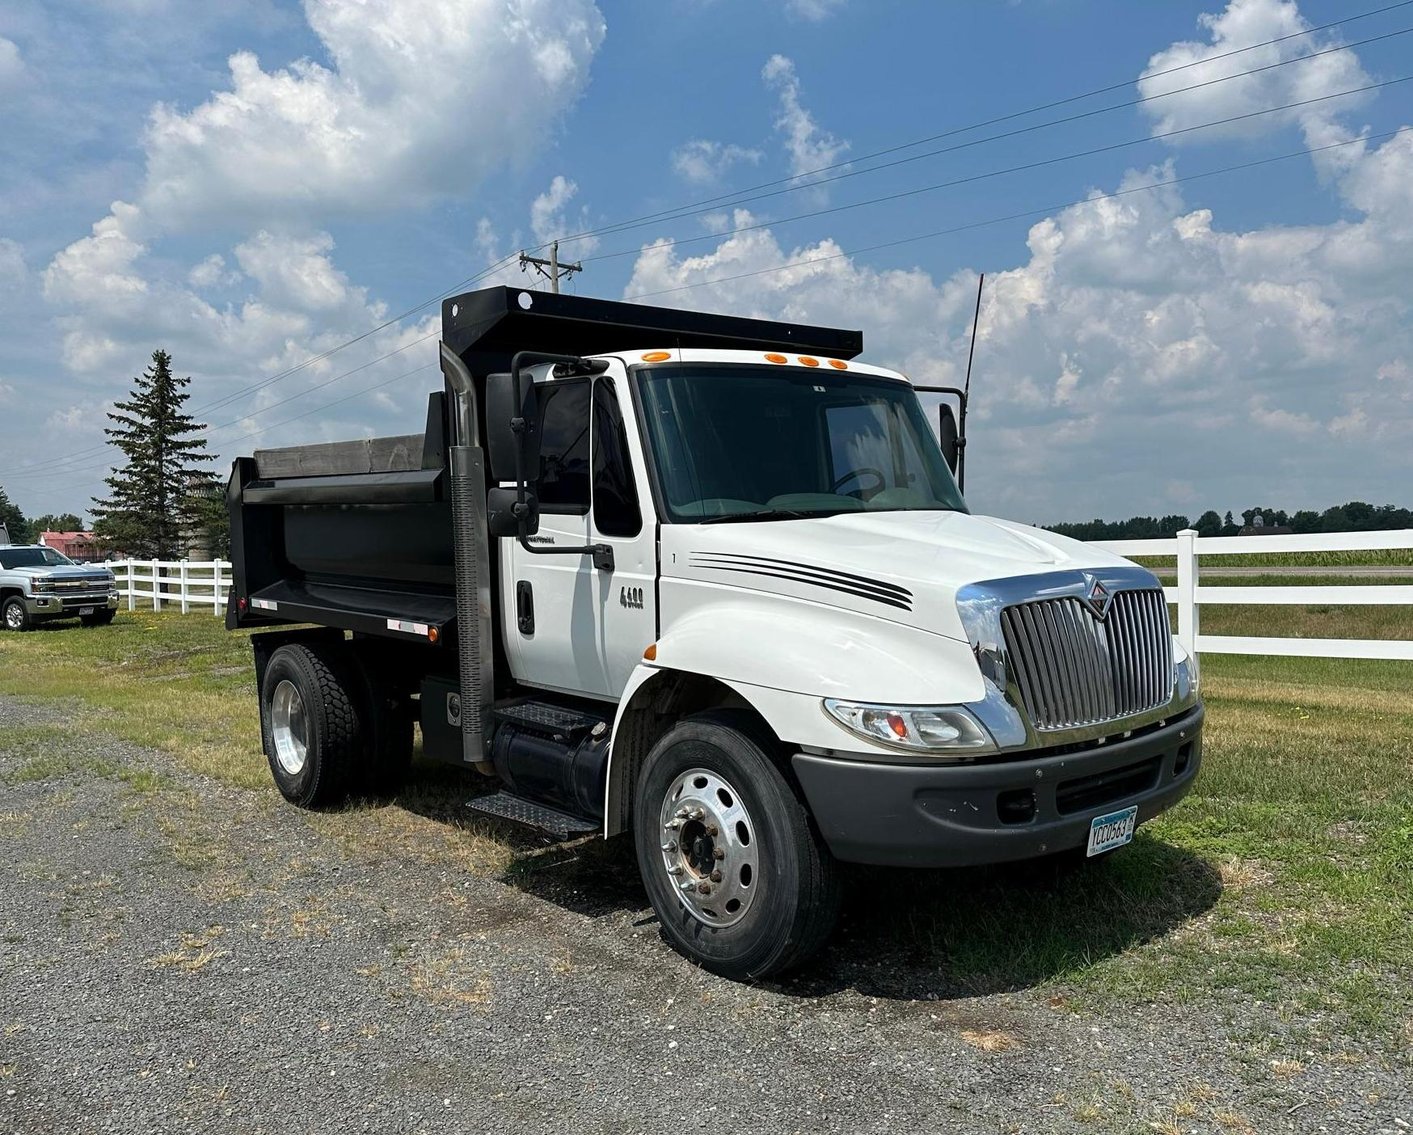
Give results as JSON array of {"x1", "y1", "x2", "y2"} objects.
[{"x1": 497, "y1": 828, "x2": 1222, "y2": 1001}]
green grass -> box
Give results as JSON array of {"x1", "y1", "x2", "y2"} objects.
[
  {"x1": 2, "y1": 608, "x2": 1411, "y2": 1046},
  {"x1": 1133, "y1": 548, "x2": 1413, "y2": 570}
]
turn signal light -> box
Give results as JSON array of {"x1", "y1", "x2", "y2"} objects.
[
  {"x1": 764, "y1": 353, "x2": 788, "y2": 364},
  {"x1": 828, "y1": 359, "x2": 848, "y2": 370},
  {"x1": 427, "y1": 626, "x2": 440, "y2": 644},
  {"x1": 644, "y1": 643, "x2": 658, "y2": 661},
  {"x1": 798, "y1": 356, "x2": 820, "y2": 367}
]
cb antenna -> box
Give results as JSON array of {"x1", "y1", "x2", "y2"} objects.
[{"x1": 963, "y1": 271, "x2": 984, "y2": 403}]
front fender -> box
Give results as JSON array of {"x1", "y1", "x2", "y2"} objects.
[{"x1": 603, "y1": 596, "x2": 985, "y2": 835}]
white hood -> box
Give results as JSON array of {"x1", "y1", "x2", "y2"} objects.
[{"x1": 661, "y1": 510, "x2": 1144, "y2": 643}]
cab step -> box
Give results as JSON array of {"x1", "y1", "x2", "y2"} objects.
[{"x1": 465, "y1": 791, "x2": 599, "y2": 840}]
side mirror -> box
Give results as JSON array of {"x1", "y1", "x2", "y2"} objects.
[
  {"x1": 938, "y1": 403, "x2": 960, "y2": 475},
  {"x1": 486, "y1": 371, "x2": 542, "y2": 484},
  {"x1": 488, "y1": 486, "x2": 539, "y2": 538}
]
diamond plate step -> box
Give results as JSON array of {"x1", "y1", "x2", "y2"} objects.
[
  {"x1": 492, "y1": 699, "x2": 608, "y2": 743},
  {"x1": 465, "y1": 791, "x2": 599, "y2": 840}
]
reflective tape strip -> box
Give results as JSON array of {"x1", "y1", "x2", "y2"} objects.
[
  {"x1": 251, "y1": 598, "x2": 278, "y2": 611},
  {"x1": 387, "y1": 618, "x2": 429, "y2": 637}
]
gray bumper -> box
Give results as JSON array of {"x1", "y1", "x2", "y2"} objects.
[
  {"x1": 25, "y1": 593, "x2": 119, "y2": 617},
  {"x1": 792, "y1": 706, "x2": 1203, "y2": 868}
]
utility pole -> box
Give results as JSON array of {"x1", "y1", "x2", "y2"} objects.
[{"x1": 518, "y1": 240, "x2": 582, "y2": 294}]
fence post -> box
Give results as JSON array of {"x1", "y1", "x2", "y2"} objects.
[
  {"x1": 180, "y1": 559, "x2": 190, "y2": 614},
  {"x1": 124, "y1": 560, "x2": 135, "y2": 611},
  {"x1": 1175, "y1": 528, "x2": 1199, "y2": 657},
  {"x1": 212, "y1": 560, "x2": 224, "y2": 616},
  {"x1": 151, "y1": 558, "x2": 161, "y2": 612}
]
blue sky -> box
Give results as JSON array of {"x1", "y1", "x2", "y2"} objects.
[{"x1": 1, "y1": 0, "x2": 1410, "y2": 524}]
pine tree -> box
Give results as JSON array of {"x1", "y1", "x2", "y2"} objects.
[{"x1": 91, "y1": 350, "x2": 216, "y2": 559}]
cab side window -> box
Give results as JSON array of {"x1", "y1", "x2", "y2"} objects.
[
  {"x1": 535, "y1": 380, "x2": 591, "y2": 512},
  {"x1": 592, "y1": 379, "x2": 642, "y2": 537}
]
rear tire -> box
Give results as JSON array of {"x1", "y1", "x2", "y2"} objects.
[
  {"x1": 3, "y1": 598, "x2": 31, "y2": 632},
  {"x1": 633, "y1": 711, "x2": 840, "y2": 980},
  {"x1": 259, "y1": 643, "x2": 364, "y2": 808}
]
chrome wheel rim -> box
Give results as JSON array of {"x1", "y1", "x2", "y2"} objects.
[
  {"x1": 658, "y1": 767, "x2": 758, "y2": 928},
  {"x1": 270, "y1": 679, "x2": 309, "y2": 776},
  {"x1": 4, "y1": 603, "x2": 21, "y2": 630}
]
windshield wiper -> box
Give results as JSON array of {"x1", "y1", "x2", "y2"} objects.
[{"x1": 698, "y1": 508, "x2": 836, "y2": 524}]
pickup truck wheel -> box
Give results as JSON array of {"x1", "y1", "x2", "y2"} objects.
[
  {"x1": 634, "y1": 712, "x2": 840, "y2": 980},
  {"x1": 260, "y1": 643, "x2": 363, "y2": 808},
  {"x1": 3, "y1": 598, "x2": 31, "y2": 632}
]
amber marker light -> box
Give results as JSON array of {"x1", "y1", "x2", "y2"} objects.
[
  {"x1": 798, "y1": 356, "x2": 820, "y2": 367},
  {"x1": 643, "y1": 643, "x2": 658, "y2": 661},
  {"x1": 828, "y1": 358, "x2": 848, "y2": 370},
  {"x1": 428, "y1": 627, "x2": 440, "y2": 644},
  {"x1": 641, "y1": 351, "x2": 671, "y2": 362},
  {"x1": 764, "y1": 353, "x2": 788, "y2": 364}
]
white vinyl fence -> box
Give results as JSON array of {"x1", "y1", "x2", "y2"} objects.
[
  {"x1": 108, "y1": 531, "x2": 1413, "y2": 663},
  {"x1": 1093, "y1": 529, "x2": 1413, "y2": 662},
  {"x1": 105, "y1": 559, "x2": 231, "y2": 616}
]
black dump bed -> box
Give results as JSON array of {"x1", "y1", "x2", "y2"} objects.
[{"x1": 225, "y1": 286, "x2": 861, "y2": 640}]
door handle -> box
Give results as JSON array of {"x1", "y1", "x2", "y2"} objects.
[{"x1": 516, "y1": 580, "x2": 534, "y2": 636}]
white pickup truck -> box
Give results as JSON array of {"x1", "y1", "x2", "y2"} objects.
[
  {"x1": 0, "y1": 544, "x2": 118, "y2": 630},
  {"x1": 226, "y1": 287, "x2": 1203, "y2": 979}
]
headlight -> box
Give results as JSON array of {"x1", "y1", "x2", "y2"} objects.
[
  {"x1": 1173, "y1": 641, "x2": 1199, "y2": 702},
  {"x1": 822, "y1": 699, "x2": 996, "y2": 754},
  {"x1": 31, "y1": 579, "x2": 54, "y2": 593}
]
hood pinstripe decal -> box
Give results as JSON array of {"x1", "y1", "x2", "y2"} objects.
[{"x1": 688, "y1": 553, "x2": 913, "y2": 612}]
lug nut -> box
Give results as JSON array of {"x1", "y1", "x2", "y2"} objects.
[
  {"x1": 697, "y1": 882, "x2": 711, "y2": 894},
  {"x1": 679, "y1": 880, "x2": 695, "y2": 893},
  {"x1": 664, "y1": 819, "x2": 682, "y2": 831},
  {"x1": 661, "y1": 840, "x2": 678, "y2": 852},
  {"x1": 666, "y1": 865, "x2": 683, "y2": 876},
  {"x1": 705, "y1": 824, "x2": 718, "y2": 837},
  {"x1": 709, "y1": 870, "x2": 722, "y2": 883},
  {"x1": 712, "y1": 847, "x2": 725, "y2": 860}
]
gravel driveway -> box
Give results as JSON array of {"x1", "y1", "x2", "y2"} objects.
[{"x1": 1, "y1": 693, "x2": 1407, "y2": 1134}]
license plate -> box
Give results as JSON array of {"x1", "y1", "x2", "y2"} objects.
[
  {"x1": 1087, "y1": 804, "x2": 1138, "y2": 857},
  {"x1": 79, "y1": 606, "x2": 95, "y2": 615}
]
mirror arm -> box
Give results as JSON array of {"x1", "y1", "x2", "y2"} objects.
[
  {"x1": 913, "y1": 383, "x2": 968, "y2": 494},
  {"x1": 508, "y1": 350, "x2": 615, "y2": 572}
]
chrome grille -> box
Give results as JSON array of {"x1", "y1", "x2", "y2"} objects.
[{"x1": 1000, "y1": 588, "x2": 1173, "y2": 732}]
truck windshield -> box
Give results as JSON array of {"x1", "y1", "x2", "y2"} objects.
[
  {"x1": 636, "y1": 364, "x2": 967, "y2": 522},
  {"x1": 0, "y1": 547, "x2": 75, "y2": 569}
]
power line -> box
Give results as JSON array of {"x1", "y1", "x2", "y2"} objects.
[
  {"x1": 40, "y1": 125, "x2": 1408, "y2": 499},
  {"x1": 580, "y1": 74, "x2": 1412, "y2": 267},
  {"x1": 546, "y1": 6, "x2": 1413, "y2": 249},
  {"x1": 624, "y1": 127, "x2": 1410, "y2": 302}
]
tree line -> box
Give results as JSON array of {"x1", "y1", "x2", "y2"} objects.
[
  {"x1": 1, "y1": 349, "x2": 228, "y2": 558},
  {"x1": 1046, "y1": 502, "x2": 1413, "y2": 542}
]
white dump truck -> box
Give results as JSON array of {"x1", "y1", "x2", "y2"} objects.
[{"x1": 226, "y1": 287, "x2": 1202, "y2": 978}]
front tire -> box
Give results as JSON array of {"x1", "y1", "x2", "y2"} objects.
[
  {"x1": 633, "y1": 712, "x2": 840, "y2": 980},
  {"x1": 259, "y1": 643, "x2": 364, "y2": 808},
  {"x1": 3, "y1": 598, "x2": 31, "y2": 632}
]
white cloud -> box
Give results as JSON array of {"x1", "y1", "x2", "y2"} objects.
[
  {"x1": 1138, "y1": 0, "x2": 1371, "y2": 151},
  {"x1": 529, "y1": 175, "x2": 598, "y2": 256},
  {"x1": 787, "y1": 0, "x2": 846, "y2": 18},
  {"x1": 0, "y1": 380, "x2": 15, "y2": 405},
  {"x1": 671, "y1": 140, "x2": 763, "y2": 185},
  {"x1": 0, "y1": 238, "x2": 26, "y2": 287},
  {"x1": 63, "y1": 0, "x2": 604, "y2": 243},
  {"x1": 187, "y1": 253, "x2": 240, "y2": 290},
  {"x1": 761, "y1": 55, "x2": 849, "y2": 184},
  {"x1": 0, "y1": 36, "x2": 23, "y2": 91}
]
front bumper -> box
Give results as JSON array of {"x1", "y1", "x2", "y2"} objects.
[
  {"x1": 25, "y1": 593, "x2": 119, "y2": 617},
  {"x1": 792, "y1": 705, "x2": 1203, "y2": 867}
]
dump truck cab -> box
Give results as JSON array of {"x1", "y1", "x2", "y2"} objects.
[{"x1": 227, "y1": 286, "x2": 1202, "y2": 979}]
